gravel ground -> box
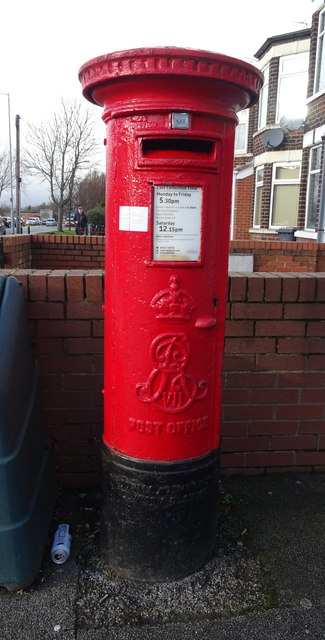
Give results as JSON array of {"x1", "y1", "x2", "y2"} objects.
[{"x1": 0, "y1": 473, "x2": 324, "y2": 640}]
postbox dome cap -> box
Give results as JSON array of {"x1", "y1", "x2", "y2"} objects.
[{"x1": 79, "y1": 46, "x2": 263, "y2": 109}]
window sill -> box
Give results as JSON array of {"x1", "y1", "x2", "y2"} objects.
[
  {"x1": 253, "y1": 124, "x2": 282, "y2": 138},
  {"x1": 306, "y1": 88, "x2": 325, "y2": 104},
  {"x1": 295, "y1": 230, "x2": 317, "y2": 240},
  {"x1": 249, "y1": 228, "x2": 278, "y2": 235},
  {"x1": 234, "y1": 152, "x2": 253, "y2": 157}
]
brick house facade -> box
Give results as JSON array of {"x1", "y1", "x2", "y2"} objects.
[
  {"x1": 302, "y1": 1, "x2": 325, "y2": 239},
  {"x1": 232, "y1": 0, "x2": 325, "y2": 243}
]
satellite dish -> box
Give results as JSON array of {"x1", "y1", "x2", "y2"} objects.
[
  {"x1": 279, "y1": 116, "x2": 305, "y2": 132},
  {"x1": 262, "y1": 128, "x2": 284, "y2": 149}
]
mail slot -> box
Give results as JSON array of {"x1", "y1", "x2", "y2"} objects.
[
  {"x1": 141, "y1": 137, "x2": 216, "y2": 158},
  {"x1": 79, "y1": 47, "x2": 262, "y2": 580}
]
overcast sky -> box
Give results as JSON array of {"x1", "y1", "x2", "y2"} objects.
[{"x1": 1, "y1": 0, "x2": 314, "y2": 207}]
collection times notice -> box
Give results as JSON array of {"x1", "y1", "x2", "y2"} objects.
[{"x1": 153, "y1": 186, "x2": 202, "y2": 261}]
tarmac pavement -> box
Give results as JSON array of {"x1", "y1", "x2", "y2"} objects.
[{"x1": 0, "y1": 472, "x2": 324, "y2": 640}]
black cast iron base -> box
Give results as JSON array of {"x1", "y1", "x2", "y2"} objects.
[{"x1": 101, "y1": 446, "x2": 219, "y2": 581}]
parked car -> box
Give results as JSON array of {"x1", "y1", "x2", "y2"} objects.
[
  {"x1": 46, "y1": 218, "x2": 57, "y2": 227},
  {"x1": 0, "y1": 219, "x2": 6, "y2": 235},
  {"x1": 64, "y1": 218, "x2": 76, "y2": 227},
  {"x1": 1, "y1": 216, "x2": 25, "y2": 228},
  {"x1": 26, "y1": 217, "x2": 41, "y2": 226}
]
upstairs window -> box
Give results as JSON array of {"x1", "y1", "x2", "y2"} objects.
[
  {"x1": 305, "y1": 146, "x2": 321, "y2": 231},
  {"x1": 276, "y1": 53, "x2": 308, "y2": 123},
  {"x1": 270, "y1": 163, "x2": 301, "y2": 227},
  {"x1": 258, "y1": 64, "x2": 269, "y2": 129},
  {"x1": 235, "y1": 110, "x2": 248, "y2": 154},
  {"x1": 314, "y1": 8, "x2": 325, "y2": 94}
]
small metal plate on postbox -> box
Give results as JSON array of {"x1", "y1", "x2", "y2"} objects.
[{"x1": 171, "y1": 112, "x2": 190, "y2": 129}]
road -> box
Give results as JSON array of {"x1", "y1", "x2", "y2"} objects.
[{"x1": 5, "y1": 225, "x2": 68, "y2": 235}]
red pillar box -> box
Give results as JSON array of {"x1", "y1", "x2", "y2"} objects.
[{"x1": 79, "y1": 48, "x2": 262, "y2": 580}]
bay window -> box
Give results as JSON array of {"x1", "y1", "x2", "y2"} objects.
[
  {"x1": 314, "y1": 8, "x2": 325, "y2": 94},
  {"x1": 258, "y1": 64, "x2": 269, "y2": 129},
  {"x1": 235, "y1": 110, "x2": 248, "y2": 154},
  {"x1": 253, "y1": 167, "x2": 264, "y2": 227},
  {"x1": 270, "y1": 163, "x2": 301, "y2": 227},
  {"x1": 276, "y1": 52, "x2": 308, "y2": 123},
  {"x1": 305, "y1": 146, "x2": 321, "y2": 231}
]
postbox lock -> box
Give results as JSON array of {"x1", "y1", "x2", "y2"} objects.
[{"x1": 171, "y1": 112, "x2": 190, "y2": 129}]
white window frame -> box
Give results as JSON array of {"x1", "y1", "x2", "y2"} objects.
[
  {"x1": 305, "y1": 145, "x2": 322, "y2": 231},
  {"x1": 234, "y1": 110, "x2": 249, "y2": 154},
  {"x1": 269, "y1": 162, "x2": 301, "y2": 229},
  {"x1": 258, "y1": 64, "x2": 269, "y2": 130},
  {"x1": 253, "y1": 166, "x2": 264, "y2": 228},
  {"x1": 314, "y1": 7, "x2": 325, "y2": 95},
  {"x1": 276, "y1": 52, "x2": 309, "y2": 124}
]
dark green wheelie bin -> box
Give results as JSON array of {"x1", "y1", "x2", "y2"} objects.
[{"x1": 0, "y1": 275, "x2": 57, "y2": 590}]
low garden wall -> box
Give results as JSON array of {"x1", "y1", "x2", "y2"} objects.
[
  {"x1": 2, "y1": 235, "x2": 105, "y2": 270},
  {"x1": 3, "y1": 235, "x2": 325, "y2": 272},
  {"x1": 1, "y1": 268, "x2": 324, "y2": 487},
  {"x1": 230, "y1": 240, "x2": 325, "y2": 272}
]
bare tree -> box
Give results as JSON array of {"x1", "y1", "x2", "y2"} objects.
[
  {"x1": 0, "y1": 147, "x2": 11, "y2": 200},
  {"x1": 24, "y1": 99, "x2": 99, "y2": 231},
  {"x1": 73, "y1": 170, "x2": 105, "y2": 212}
]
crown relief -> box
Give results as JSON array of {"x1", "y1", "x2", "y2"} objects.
[{"x1": 150, "y1": 276, "x2": 196, "y2": 323}]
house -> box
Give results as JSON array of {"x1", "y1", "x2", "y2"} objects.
[
  {"x1": 232, "y1": 0, "x2": 325, "y2": 243},
  {"x1": 302, "y1": 0, "x2": 325, "y2": 240}
]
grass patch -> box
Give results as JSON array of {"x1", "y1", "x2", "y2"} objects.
[{"x1": 47, "y1": 230, "x2": 76, "y2": 236}]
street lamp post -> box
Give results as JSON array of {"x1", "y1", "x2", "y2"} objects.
[
  {"x1": 0, "y1": 92, "x2": 14, "y2": 234},
  {"x1": 15, "y1": 115, "x2": 21, "y2": 235}
]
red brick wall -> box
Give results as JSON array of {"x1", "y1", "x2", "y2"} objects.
[
  {"x1": 233, "y1": 174, "x2": 254, "y2": 240},
  {"x1": 31, "y1": 234, "x2": 105, "y2": 269},
  {"x1": 7, "y1": 268, "x2": 104, "y2": 488},
  {"x1": 3, "y1": 236, "x2": 32, "y2": 269},
  {"x1": 222, "y1": 272, "x2": 325, "y2": 475},
  {"x1": 4, "y1": 236, "x2": 325, "y2": 273},
  {"x1": 230, "y1": 240, "x2": 325, "y2": 272},
  {"x1": 2, "y1": 235, "x2": 105, "y2": 270},
  {"x1": 2, "y1": 269, "x2": 325, "y2": 486}
]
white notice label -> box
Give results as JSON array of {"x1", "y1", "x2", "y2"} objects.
[
  {"x1": 153, "y1": 186, "x2": 202, "y2": 261},
  {"x1": 119, "y1": 206, "x2": 148, "y2": 232}
]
